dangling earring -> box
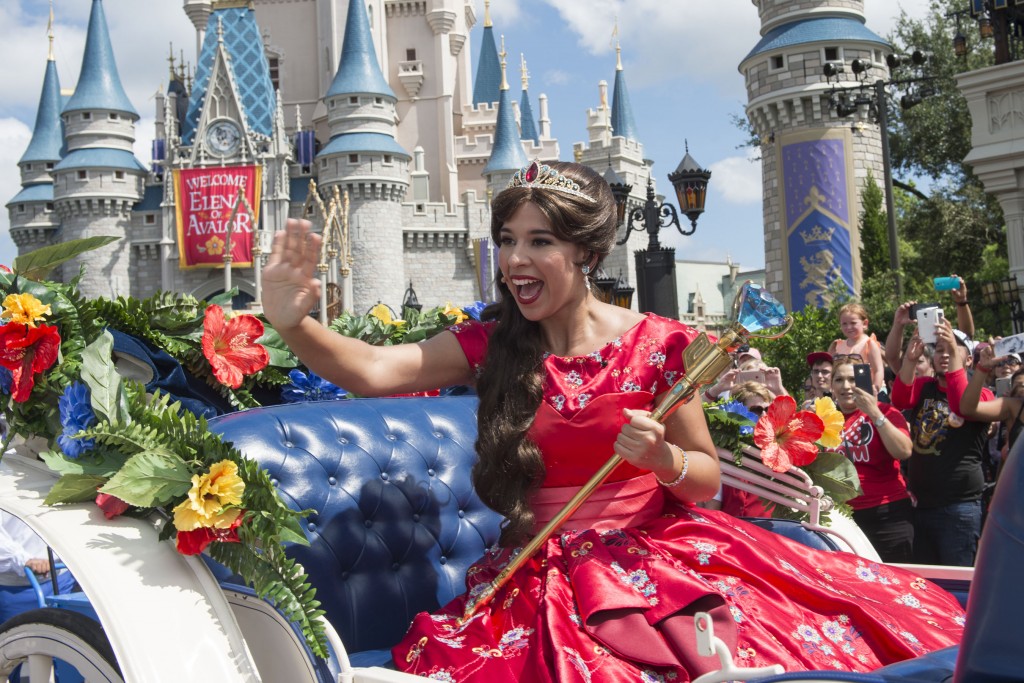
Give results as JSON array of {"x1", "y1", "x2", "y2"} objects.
[{"x1": 581, "y1": 264, "x2": 591, "y2": 291}]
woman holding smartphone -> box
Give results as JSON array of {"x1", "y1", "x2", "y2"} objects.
[
  {"x1": 829, "y1": 358, "x2": 915, "y2": 562},
  {"x1": 960, "y1": 345, "x2": 1024, "y2": 475}
]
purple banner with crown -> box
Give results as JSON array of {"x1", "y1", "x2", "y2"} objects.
[{"x1": 779, "y1": 134, "x2": 855, "y2": 311}]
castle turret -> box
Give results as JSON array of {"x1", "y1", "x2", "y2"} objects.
[
  {"x1": 483, "y1": 46, "x2": 528, "y2": 195},
  {"x1": 52, "y1": 0, "x2": 144, "y2": 298},
  {"x1": 318, "y1": 0, "x2": 410, "y2": 313},
  {"x1": 6, "y1": 15, "x2": 63, "y2": 256},
  {"x1": 740, "y1": 0, "x2": 890, "y2": 310},
  {"x1": 472, "y1": 0, "x2": 501, "y2": 107},
  {"x1": 610, "y1": 42, "x2": 638, "y2": 142},
  {"x1": 519, "y1": 54, "x2": 540, "y2": 145}
]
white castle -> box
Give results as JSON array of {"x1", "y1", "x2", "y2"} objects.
[{"x1": 7, "y1": 0, "x2": 655, "y2": 313}]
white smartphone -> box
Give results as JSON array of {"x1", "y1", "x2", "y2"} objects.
[
  {"x1": 994, "y1": 332, "x2": 1024, "y2": 358},
  {"x1": 996, "y1": 376, "x2": 1012, "y2": 397},
  {"x1": 916, "y1": 306, "x2": 944, "y2": 345}
]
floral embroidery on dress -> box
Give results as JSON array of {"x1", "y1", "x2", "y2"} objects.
[
  {"x1": 425, "y1": 668, "x2": 457, "y2": 682},
  {"x1": 663, "y1": 370, "x2": 679, "y2": 386},
  {"x1": 729, "y1": 605, "x2": 746, "y2": 623},
  {"x1": 640, "y1": 670, "x2": 678, "y2": 682},
  {"x1": 551, "y1": 395, "x2": 566, "y2": 411},
  {"x1": 563, "y1": 647, "x2": 593, "y2": 683},
  {"x1": 647, "y1": 351, "x2": 666, "y2": 366},
  {"x1": 498, "y1": 627, "x2": 535, "y2": 656},
  {"x1": 588, "y1": 350, "x2": 604, "y2": 364},
  {"x1": 566, "y1": 370, "x2": 583, "y2": 387},
  {"x1": 689, "y1": 540, "x2": 719, "y2": 565},
  {"x1": 578, "y1": 393, "x2": 591, "y2": 409},
  {"x1": 622, "y1": 379, "x2": 642, "y2": 392},
  {"x1": 854, "y1": 561, "x2": 900, "y2": 586},
  {"x1": 437, "y1": 636, "x2": 466, "y2": 649},
  {"x1": 610, "y1": 561, "x2": 659, "y2": 606}
]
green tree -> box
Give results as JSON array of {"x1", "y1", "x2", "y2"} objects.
[
  {"x1": 859, "y1": 171, "x2": 888, "y2": 281},
  {"x1": 755, "y1": 298, "x2": 845, "y2": 399}
]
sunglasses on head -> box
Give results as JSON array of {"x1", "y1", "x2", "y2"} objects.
[{"x1": 747, "y1": 405, "x2": 766, "y2": 416}]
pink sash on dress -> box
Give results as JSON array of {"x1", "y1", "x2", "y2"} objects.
[{"x1": 528, "y1": 473, "x2": 665, "y2": 533}]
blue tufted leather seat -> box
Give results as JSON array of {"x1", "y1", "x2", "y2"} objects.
[{"x1": 208, "y1": 397, "x2": 503, "y2": 662}]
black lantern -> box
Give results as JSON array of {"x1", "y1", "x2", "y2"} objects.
[
  {"x1": 667, "y1": 143, "x2": 712, "y2": 231},
  {"x1": 978, "y1": 14, "x2": 994, "y2": 39},
  {"x1": 604, "y1": 165, "x2": 632, "y2": 227},
  {"x1": 953, "y1": 28, "x2": 968, "y2": 57},
  {"x1": 613, "y1": 271, "x2": 635, "y2": 310},
  {"x1": 402, "y1": 281, "x2": 422, "y2": 313},
  {"x1": 592, "y1": 267, "x2": 618, "y2": 305}
]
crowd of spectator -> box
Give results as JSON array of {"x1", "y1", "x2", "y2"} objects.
[{"x1": 703, "y1": 276, "x2": 1013, "y2": 567}]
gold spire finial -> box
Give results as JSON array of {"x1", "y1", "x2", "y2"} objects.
[
  {"x1": 484, "y1": 0, "x2": 492, "y2": 28},
  {"x1": 47, "y1": 0, "x2": 55, "y2": 61},
  {"x1": 499, "y1": 34, "x2": 508, "y2": 91},
  {"x1": 168, "y1": 43, "x2": 176, "y2": 78},
  {"x1": 613, "y1": 18, "x2": 622, "y2": 71},
  {"x1": 520, "y1": 53, "x2": 529, "y2": 91}
]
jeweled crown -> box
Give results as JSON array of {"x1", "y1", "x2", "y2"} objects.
[{"x1": 507, "y1": 160, "x2": 597, "y2": 203}]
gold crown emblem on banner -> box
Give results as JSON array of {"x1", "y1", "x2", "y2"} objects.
[{"x1": 800, "y1": 225, "x2": 836, "y2": 244}]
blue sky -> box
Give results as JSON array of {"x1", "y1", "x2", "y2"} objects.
[{"x1": 0, "y1": 0, "x2": 931, "y2": 273}]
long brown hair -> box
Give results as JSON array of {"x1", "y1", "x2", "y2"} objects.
[{"x1": 475, "y1": 162, "x2": 617, "y2": 546}]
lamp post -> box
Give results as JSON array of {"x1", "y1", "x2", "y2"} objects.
[
  {"x1": 966, "y1": 0, "x2": 1024, "y2": 64},
  {"x1": 823, "y1": 53, "x2": 937, "y2": 301},
  {"x1": 606, "y1": 146, "x2": 711, "y2": 318},
  {"x1": 402, "y1": 281, "x2": 422, "y2": 313},
  {"x1": 981, "y1": 276, "x2": 1024, "y2": 334}
]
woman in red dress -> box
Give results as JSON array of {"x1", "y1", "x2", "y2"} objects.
[{"x1": 261, "y1": 161, "x2": 964, "y2": 682}]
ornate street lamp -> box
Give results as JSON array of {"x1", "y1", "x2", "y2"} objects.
[
  {"x1": 403, "y1": 281, "x2": 422, "y2": 313},
  {"x1": 613, "y1": 271, "x2": 635, "y2": 310},
  {"x1": 610, "y1": 146, "x2": 711, "y2": 319}
]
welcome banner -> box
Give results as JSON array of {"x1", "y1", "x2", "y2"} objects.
[{"x1": 174, "y1": 166, "x2": 262, "y2": 268}]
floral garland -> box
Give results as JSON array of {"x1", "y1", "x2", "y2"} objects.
[{"x1": 703, "y1": 395, "x2": 862, "y2": 520}]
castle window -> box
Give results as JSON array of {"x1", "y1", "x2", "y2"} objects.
[
  {"x1": 114, "y1": 170, "x2": 125, "y2": 181},
  {"x1": 320, "y1": 159, "x2": 327, "y2": 170},
  {"x1": 348, "y1": 154, "x2": 359, "y2": 164},
  {"x1": 145, "y1": 214, "x2": 156, "y2": 225},
  {"x1": 268, "y1": 56, "x2": 280, "y2": 91},
  {"x1": 350, "y1": 96, "x2": 359, "y2": 105},
  {"x1": 769, "y1": 54, "x2": 785, "y2": 72},
  {"x1": 406, "y1": 48, "x2": 417, "y2": 61},
  {"x1": 383, "y1": 154, "x2": 393, "y2": 165},
  {"x1": 17, "y1": 204, "x2": 25, "y2": 214},
  {"x1": 874, "y1": 49, "x2": 883, "y2": 64},
  {"x1": 45, "y1": 203, "x2": 53, "y2": 211},
  {"x1": 109, "y1": 112, "x2": 118, "y2": 120},
  {"x1": 82, "y1": 112, "x2": 92, "y2": 121},
  {"x1": 374, "y1": 97, "x2": 383, "y2": 105},
  {"x1": 46, "y1": 162, "x2": 54, "y2": 170},
  {"x1": 330, "y1": 99, "x2": 335, "y2": 109},
  {"x1": 823, "y1": 46, "x2": 840, "y2": 62},
  {"x1": 77, "y1": 170, "x2": 88, "y2": 180},
  {"x1": 24, "y1": 163, "x2": 32, "y2": 171}
]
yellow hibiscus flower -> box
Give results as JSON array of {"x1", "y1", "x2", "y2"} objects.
[
  {"x1": 369, "y1": 303, "x2": 405, "y2": 328},
  {"x1": 442, "y1": 303, "x2": 468, "y2": 324},
  {"x1": 172, "y1": 459, "x2": 245, "y2": 531},
  {"x1": 2, "y1": 293, "x2": 51, "y2": 327},
  {"x1": 814, "y1": 396, "x2": 845, "y2": 449}
]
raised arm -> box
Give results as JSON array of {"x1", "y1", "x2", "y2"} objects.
[
  {"x1": 261, "y1": 219, "x2": 474, "y2": 395},
  {"x1": 867, "y1": 337, "x2": 885, "y2": 392},
  {"x1": 852, "y1": 389, "x2": 912, "y2": 460},
  {"x1": 960, "y1": 344, "x2": 1018, "y2": 422},
  {"x1": 885, "y1": 301, "x2": 916, "y2": 373},
  {"x1": 892, "y1": 333, "x2": 925, "y2": 409},
  {"x1": 951, "y1": 275, "x2": 975, "y2": 339}
]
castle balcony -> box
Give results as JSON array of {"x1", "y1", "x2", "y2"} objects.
[{"x1": 397, "y1": 60, "x2": 425, "y2": 99}]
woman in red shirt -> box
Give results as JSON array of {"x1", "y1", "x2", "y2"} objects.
[{"x1": 830, "y1": 357, "x2": 915, "y2": 562}]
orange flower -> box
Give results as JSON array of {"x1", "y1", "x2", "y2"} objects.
[
  {"x1": 201, "y1": 304, "x2": 269, "y2": 389},
  {"x1": 753, "y1": 395, "x2": 825, "y2": 472},
  {"x1": 0, "y1": 322, "x2": 61, "y2": 402}
]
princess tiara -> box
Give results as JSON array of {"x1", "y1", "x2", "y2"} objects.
[{"x1": 507, "y1": 160, "x2": 597, "y2": 203}]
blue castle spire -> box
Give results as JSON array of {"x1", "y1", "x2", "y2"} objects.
[
  {"x1": 610, "y1": 43, "x2": 638, "y2": 142},
  {"x1": 472, "y1": 0, "x2": 501, "y2": 107},
  {"x1": 326, "y1": 0, "x2": 395, "y2": 98},
  {"x1": 484, "y1": 49, "x2": 527, "y2": 175},
  {"x1": 518, "y1": 54, "x2": 539, "y2": 144},
  {"x1": 20, "y1": 57, "x2": 64, "y2": 165},
  {"x1": 63, "y1": 0, "x2": 137, "y2": 117}
]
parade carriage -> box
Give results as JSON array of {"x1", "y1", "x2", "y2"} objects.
[{"x1": 0, "y1": 390, "x2": 1014, "y2": 683}]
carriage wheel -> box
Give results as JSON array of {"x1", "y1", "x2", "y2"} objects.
[{"x1": 0, "y1": 608, "x2": 123, "y2": 682}]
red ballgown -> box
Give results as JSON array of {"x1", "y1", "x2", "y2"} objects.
[{"x1": 392, "y1": 315, "x2": 964, "y2": 681}]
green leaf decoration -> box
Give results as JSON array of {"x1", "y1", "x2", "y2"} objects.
[
  {"x1": 207, "y1": 288, "x2": 238, "y2": 306},
  {"x1": 81, "y1": 331, "x2": 123, "y2": 425},
  {"x1": 98, "y1": 451, "x2": 193, "y2": 508},
  {"x1": 39, "y1": 450, "x2": 123, "y2": 478},
  {"x1": 44, "y1": 473, "x2": 108, "y2": 505},
  {"x1": 257, "y1": 326, "x2": 298, "y2": 368},
  {"x1": 802, "y1": 451, "x2": 863, "y2": 505},
  {"x1": 13, "y1": 237, "x2": 121, "y2": 281}
]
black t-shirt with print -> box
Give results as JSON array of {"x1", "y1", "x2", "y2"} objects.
[{"x1": 905, "y1": 380, "x2": 986, "y2": 509}]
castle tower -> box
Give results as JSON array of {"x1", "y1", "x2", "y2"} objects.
[
  {"x1": 740, "y1": 0, "x2": 890, "y2": 310},
  {"x1": 182, "y1": 0, "x2": 213, "y2": 58},
  {"x1": 318, "y1": 0, "x2": 410, "y2": 313},
  {"x1": 573, "y1": 40, "x2": 650, "y2": 305},
  {"x1": 483, "y1": 46, "x2": 528, "y2": 196},
  {"x1": 519, "y1": 54, "x2": 540, "y2": 145},
  {"x1": 7, "y1": 12, "x2": 63, "y2": 256},
  {"x1": 472, "y1": 1, "x2": 501, "y2": 108},
  {"x1": 52, "y1": 0, "x2": 144, "y2": 298}
]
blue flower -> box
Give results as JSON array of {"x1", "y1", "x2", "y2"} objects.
[
  {"x1": 463, "y1": 301, "x2": 488, "y2": 321},
  {"x1": 281, "y1": 369, "x2": 347, "y2": 403},
  {"x1": 720, "y1": 400, "x2": 758, "y2": 436},
  {"x1": 57, "y1": 382, "x2": 97, "y2": 458},
  {"x1": 0, "y1": 366, "x2": 11, "y2": 395}
]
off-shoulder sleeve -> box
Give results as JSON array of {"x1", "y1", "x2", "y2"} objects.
[
  {"x1": 648, "y1": 315, "x2": 701, "y2": 389},
  {"x1": 447, "y1": 320, "x2": 494, "y2": 377}
]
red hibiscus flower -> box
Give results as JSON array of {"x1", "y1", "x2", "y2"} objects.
[
  {"x1": 95, "y1": 493, "x2": 131, "y2": 520},
  {"x1": 176, "y1": 514, "x2": 244, "y2": 555},
  {"x1": 201, "y1": 305, "x2": 269, "y2": 389},
  {"x1": 0, "y1": 322, "x2": 61, "y2": 402},
  {"x1": 753, "y1": 395, "x2": 825, "y2": 472}
]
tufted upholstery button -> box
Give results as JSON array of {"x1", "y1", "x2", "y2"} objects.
[
  {"x1": 339, "y1": 437, "x2": 348, "y2": 444},
  {"x1": 427, "y1": 469, "x2": 435, "y2": 477},
  {"x1": 269, "y1": 478, "x2": 278, "y2": 487},
  {"x1": 328, "y1": 477, "x2": 337, "y2": 486},
  {"x1": 307, "y1": 522, "x2": 316, "y2": 532},
  {"x1": 284, "y1": 441, "x2": 294, "y2": 448},
  {"x1": 364, "y1": 520, "x2": 372, "y2": 528},
  {"x1": 386, "y1": 434, "x2": 397, "y2": 441},
  {"x1": 412, "y1": 514, "x2": 420, "y2": 522},
  {"x1": 433, "y1": 432, "x2": 443, "y2": 439},
  {"x1": 391, "y1": 563, "x2": 400, "y2": 571},
  {"x1": 381, "y1": 472, "x2": 389, "y2": 481},
  {"x1": 439, "y1": 556, "x2": 447, "y2": 565},
  {"x1": 458, "y1": 510, "x2": 465, "y2": 518},
  {"x1": 341, "y1": 572, "x2": 348, "y2": 581}
]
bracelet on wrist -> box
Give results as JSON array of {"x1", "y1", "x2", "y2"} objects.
[
  {"x1": 873, "y1": 414, "x2": 888, "y2": 428},
  {"x1": 956, "y1": 301, "x2": 969, "y2": 307},
  {"x1": 656, "y1": 445, "x2": 690, "y2": 488}
]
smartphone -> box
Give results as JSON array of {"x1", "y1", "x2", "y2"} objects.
[
  {"x1": 994, "y1": 332, "x2": 1024, "y2": 358},
  {"x1": 915, "y1": 306, "x2": 944, "y2": 345},
  {"x1": 996, "y1": 376, "x2": 1012, "y2": 398},
  {"x1": 909, "y1": 302, "x2": 941, "y2": 318},
  {"x1": 736, "y1": 369, "x2": 766, "y2": 386},
  {"x1": 853, "y1": 363, "x2": 873, "y2": 394},
  {"x1": 933, "y1": 276, "x2": 961, "y2": 291}
]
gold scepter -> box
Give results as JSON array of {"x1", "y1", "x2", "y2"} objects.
[{"x1": 459, "y1": 282, "x2": 793, "y2": 624}]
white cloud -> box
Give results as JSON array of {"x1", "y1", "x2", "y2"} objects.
[
  {"x1": 0, "y1": 118, "x2": 34, "y2": 268},
  {"x1": 486, "y1": 0, "x2": 524, "y2": 28},
  {"x1": 543, "y1": 69, "x2": 571, "y2": 86},
  {"x1": 709, "y1": 150, "x2": 763, "y2": 205}
]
